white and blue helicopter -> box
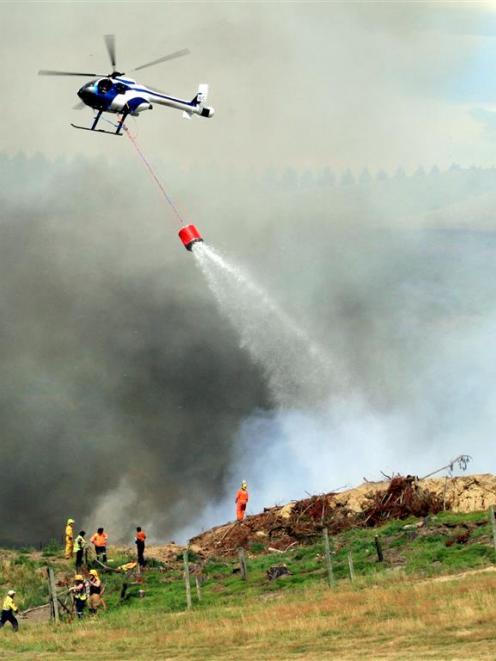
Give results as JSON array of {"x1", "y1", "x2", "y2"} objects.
[{"x1": 39, "y1": 35, "x2": 214, "y2": 136}]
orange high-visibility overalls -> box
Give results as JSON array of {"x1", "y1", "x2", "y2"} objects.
[{"x1": 235, "y1": 489, "x2": 249, "y2": 521}]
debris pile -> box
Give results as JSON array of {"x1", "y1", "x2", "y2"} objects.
[
  {"x1": 188, "y1": 474, "x2": 496, "y2": 557},
  {"x1": 360, "y1": 475, "x2": 444, "y2": 526}
]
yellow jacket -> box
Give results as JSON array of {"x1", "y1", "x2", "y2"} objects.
[
  {"x1": 2, "y1": 595, "x2": 17, "y2": 612},
  {"x1": 65, "y1": 524, "x2": 73, "y2": 541}
]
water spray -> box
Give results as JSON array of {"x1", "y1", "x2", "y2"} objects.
[{"x1": 121, "y1": 119, "x2": 332, "y2": 408}]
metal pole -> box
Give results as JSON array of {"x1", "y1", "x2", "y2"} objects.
[
  {"x1": 183, "y1": 550, "x2": 192, "y2": 610},
  {"x1": 322, "y1": 528, "x2": 335, "y2": 587}
]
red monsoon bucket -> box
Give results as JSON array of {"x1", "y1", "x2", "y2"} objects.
[{"x1": 178, "y1": 224, "x2": 203, "y2": 251}]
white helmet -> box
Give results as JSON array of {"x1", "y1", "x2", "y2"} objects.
[{"x1": 7, "y1": 590, "x2": 15, "y2": 596}]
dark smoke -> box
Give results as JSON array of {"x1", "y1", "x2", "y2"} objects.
[
  {"x1": 1, "y1": 153, "x2": 496, "y2": 545},
  {"x1": 0, "y1": 153, "x2": 270, "y2": 546}
]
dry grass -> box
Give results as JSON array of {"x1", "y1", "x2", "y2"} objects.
[{"x1": 2, "y1": 572, "x2": 496, "y2": 660}]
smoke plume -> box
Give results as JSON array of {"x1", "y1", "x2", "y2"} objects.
[{"x1": 2, "y1": 152, "x2": 495, "y2": 545}]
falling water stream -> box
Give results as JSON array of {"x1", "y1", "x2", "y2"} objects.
[
  {"x1": 192, "y1": 242, "x2": 334, "y2": 408},
  {"x1": 121, "y1": 126, "x2": 335, "y2": 409}
]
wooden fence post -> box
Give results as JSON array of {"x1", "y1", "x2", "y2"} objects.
[
  {"x1": 489, "y1": 505, "x2": 496, "y2": 559},
  {"x1": 46, "y1": 567, "x2": 53, "y2": 620},
  {"x1": 374, "y1": 535, "x2": 384, "y2": 562},
  {"x1": 238, "y1": 548, "x2": 248, "y2": 580},
  {"x1": 347, "y1": 551, "x2": 355, "y2": 582},
  {"x1": 322, "y1": 528, "x2": 335, "y2": 587},
  {"x1": 47, "y1": 566, "x2": 59, "y2": 623},
  {"x1": 183, "y1": 549, "x2": 192, "y2": 610}
]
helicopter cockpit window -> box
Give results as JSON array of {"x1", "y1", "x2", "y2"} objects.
[
  {"x1": 114, "y1": 83, "x2": 128, "y2": 94},
  {"x1": 97, "y1": 79, "x2": 113, "y2": 94}
]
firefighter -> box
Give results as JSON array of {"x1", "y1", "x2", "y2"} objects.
[
  {"x1": 74, "y1": 531, "x2": 87, "y2": 571},
  {"x1": 90, "y1": 528, "x2": 108, "y2": 564},
  {"x1": 65, "y1": 518, "x2": 75, "y2": 559},
  {"x1": 135, "y1": 527, "x2": 146, "y2": 567},
  {"x1": 235, "y1": 480, "x2": 249, "y2": 521},
  {"x1": 88, "y1": 569, "x2": 106, "y2": 613},
  {"x1": 70, "y1": 575, "x2": 87, "y2": 619},
  {"x1": 0, "y1": 590, "x2": 18, "y2": 632}
]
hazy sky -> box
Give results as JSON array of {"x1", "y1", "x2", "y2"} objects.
[{"x1": 1, "y1": 1, "x2": 496, "y2": 170}]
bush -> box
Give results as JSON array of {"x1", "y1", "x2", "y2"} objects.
[{"x1": 42, "y1": 539, "x2": 61, "y2": 557}]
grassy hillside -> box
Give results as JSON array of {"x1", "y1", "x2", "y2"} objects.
[{"x1": 1, "y1": 511, "x2": 495, "y2": 659}]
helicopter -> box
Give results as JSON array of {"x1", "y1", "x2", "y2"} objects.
[{"x1": 38, "y1": 35, "x2": 215, "y2": 136}]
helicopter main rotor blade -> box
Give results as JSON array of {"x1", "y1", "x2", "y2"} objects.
[
  {"x1": 38, "y1": 70, "x2": 100, "y2": 77},
  {"x1": 130, "y1": 48, "x2": 190, "y2": 73},
  {"x1": 104, "y1": 34, "x2": 117, "y2": 70}
]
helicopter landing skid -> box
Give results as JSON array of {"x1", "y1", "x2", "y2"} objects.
[{"x1": 70, "y1": 123, "x2": 123, "y2": 136}]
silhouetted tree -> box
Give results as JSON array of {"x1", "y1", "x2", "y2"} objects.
[
  {"x1": 340, "y1": 169, "x2": 355, "y2": 186},
  {"x1": 281, "y1": 167, "x2": 298, "y2": 191},
  {"x1": 359, "y1": 168, "x2": 372, "y2": 184},
  {"x1": 318, "y1": 166, "x2": 335, "y2": 187},
  {"x1": 300, "y1": 169, "x2": 315, "y2": 189}
]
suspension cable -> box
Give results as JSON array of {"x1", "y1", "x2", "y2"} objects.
[
  {"x1": 123, "y1": 127, "x2": 185, "y2": 226},
  {"x1": 101, "y1": 114, "x2": 186, "y2": 226}
]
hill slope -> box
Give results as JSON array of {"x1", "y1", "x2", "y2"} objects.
[
  {"x1": 187, "y1": 473, "x2": 496, "y2": 557},
  {"x1": 1, "y1": 474, "x2": 496, "y2": 659}
]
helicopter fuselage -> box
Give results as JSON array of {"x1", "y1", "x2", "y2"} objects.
[{"x1": 77, "y1": 76, "x2": 214, "y2": 118}]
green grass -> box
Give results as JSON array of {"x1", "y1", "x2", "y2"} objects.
[
  {"x1": 2, "y1": 510, "x2": 495, "y2": 621},
  {"x1": 81, "y1": 510, "x2": 495, "y2": 620},
  {"x1": 3, "y1": 569, "x2": 496, "y2": 660}
]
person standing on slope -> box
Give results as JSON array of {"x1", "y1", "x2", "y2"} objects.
[
  {"x1": 135, "y1": 527, "x2": 147, "y2": 567},
  {"x1": 65, "y1": 518, "x2": 75, "y2": 559},
  {"x1": 74, "y1": 531, "x2": 87, "y2": 571},
  {"x1": 70, "y1": 576, "x2": 87, "y2": 619},
  {"x1": 235, "y1": 481, "x2": 249, "y2": 522},
  {"x1": 90, "y1": 528, "x2": 108, "y2": 564},
  {"x1": 88, "y1": 569, "x2": 106, "y2": 613},
  {"x1": 0, "y1": 590, "x2": 18, "y2": 632}
]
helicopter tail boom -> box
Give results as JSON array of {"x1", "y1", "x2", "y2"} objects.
[{"x1": 150, "y1": 84, "x2": 215, "y2": 118}]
